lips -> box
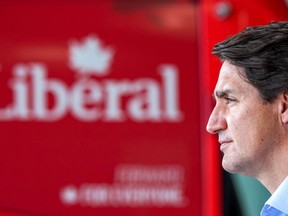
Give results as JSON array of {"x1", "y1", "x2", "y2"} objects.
[{"x1": 219, "y1": 140, "x2": 232, "y2": 151}]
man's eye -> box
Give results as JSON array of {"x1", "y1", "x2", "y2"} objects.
[{"x1": 225, "y1": 97, "x2": 236, "y2": 104}]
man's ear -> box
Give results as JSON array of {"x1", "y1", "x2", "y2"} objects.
[{"x1": 280, "y1": 92, "x2": 288, "y2": 124}]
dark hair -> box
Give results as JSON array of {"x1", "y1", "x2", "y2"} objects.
[{"x1": 212, "y1": 21, "x2": 288, "y2": 103}]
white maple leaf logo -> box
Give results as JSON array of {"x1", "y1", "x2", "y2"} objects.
[{"x1": 68, "y1": 35, "x2": 114, "y2": 76}]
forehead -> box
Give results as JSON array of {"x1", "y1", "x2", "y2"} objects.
[{"x1": 214, "y1": 60, "x2": 252, "y2": 95}]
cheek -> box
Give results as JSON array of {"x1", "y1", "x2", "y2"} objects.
[
  {"x1": 236, "y1": 108, "x2": 277, "y2": 152},
  {"x1": 229, "y1": 108, "x2": 251, "y2": 131},
  {"x1": 228, "y1": 109, "x2": 255, "y2": 147}
]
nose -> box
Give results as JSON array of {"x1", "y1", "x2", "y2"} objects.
[{"x1": 206, "y1": 106, "x2": 227, "y2": 134}]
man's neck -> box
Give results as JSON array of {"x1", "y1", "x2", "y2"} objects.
[{"x1": 258, "y1": 149, "x2": 288, "y2": 193}]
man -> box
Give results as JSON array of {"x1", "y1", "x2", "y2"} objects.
[{"x1": 206, "y1": 21, "x2": 288, "y2": 215}]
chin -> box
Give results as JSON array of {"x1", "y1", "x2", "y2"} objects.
[{"x1": 222, "y1": 159, "x2": 243, "y2": 174}]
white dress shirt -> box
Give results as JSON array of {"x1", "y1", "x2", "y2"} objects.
[{"x1": 261, "y1": 177, "x2": 288, "y2": 216}]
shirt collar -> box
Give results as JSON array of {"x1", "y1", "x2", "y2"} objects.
[{"x1": 265, "y1": 176, "x2": 288, "y2": 214}]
